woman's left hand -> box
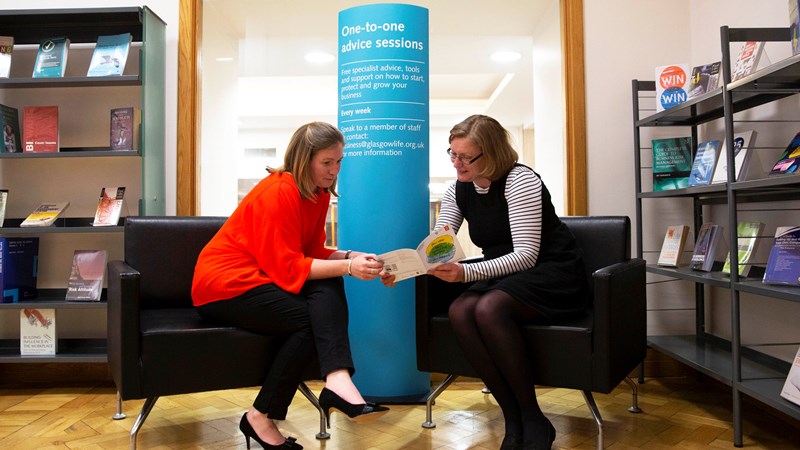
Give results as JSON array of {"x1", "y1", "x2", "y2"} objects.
[{"x1": 427, "y1": 262, "x2": 465, "y2": 283}]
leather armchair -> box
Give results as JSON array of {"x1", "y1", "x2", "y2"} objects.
[
  {"x1": 415, "y1": 216, "x2": 646, "y2": 449},
  {"x1": 107, "y1": 216, "x2": 327, "y2": 449}
]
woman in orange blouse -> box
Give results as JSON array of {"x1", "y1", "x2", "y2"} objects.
[{"x1": 192, "y1": 122, "x2": 387, "y2": 450}]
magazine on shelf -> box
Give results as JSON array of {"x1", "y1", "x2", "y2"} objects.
[
  {"x1": 378, "y1": 224, "x2": 466, "y2": 282},
  {"x1": 87, "y1": 33, "x2": 132, "y2": 77},
  {"x1": 690, "y1": 223, "x2": 725, "y2": 272},
  {"x1": 65, "y1": 250, "x2": 108, "y2": 302},
  {"x1": 0, "y1": 35, "x2": 12, "y2": 78},
  {"x1": 711, "y1": 130, "x2": 758, "y2": 184},
  {"x1": 92, "y1": 187, "x2": 125, "y2": 226},
  {"x1": 20, "y1": 308, "x2": 56, "y2": 355},
  {"x1": 20, "y1": 201, "x2": 69, "y2": 227},
  {"x1": 0, "y1": 237, "x2": 39, "y2": 303},
  {"x1": 722, "y1": 221, "x2": 765, "y2": 277},
  {"x1": 762, "y1": 226, "x2": 800, "y2": 286},
  {"x1": 655, "y1": 64, "x2": 690, "y2": 112},
  {"x1": 781, "y1": 345, "x2": 800, "y2": 407},
  {"x1": 687, "y1": 140, "x2": 721, "y2": 186},
  {"x1": 657, "y1": 225, "x2": 690, "y2": 267},
  {"x1": 32, "y1": 36, "x2": 69, "y2": 78}
]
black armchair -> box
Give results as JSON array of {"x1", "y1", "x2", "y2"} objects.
[
  {"x1": 107, "y1": 216, "x2": 327, "y2": 449},
  {"x1": 415, "y1": 216, "x2": 646, "y2": 449}
]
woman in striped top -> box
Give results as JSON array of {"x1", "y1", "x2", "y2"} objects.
[{"x1": 409, "y1": 115, "x2": 588, "y2": 449}]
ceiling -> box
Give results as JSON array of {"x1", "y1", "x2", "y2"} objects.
[{"x1": 202, "y1": 0, "x2": 551, "y2": 129}]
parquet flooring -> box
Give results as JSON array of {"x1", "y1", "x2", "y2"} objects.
[{"x1": 1, "y1": 377, "x2": 800, "y2": 449}]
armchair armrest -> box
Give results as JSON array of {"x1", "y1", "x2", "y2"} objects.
[
  {"x1": 107, "y1": 259, "x2": 143, "y2": 399},
  {"x1": 590, "y1": 258, "x2": 647, "y2": 391}
]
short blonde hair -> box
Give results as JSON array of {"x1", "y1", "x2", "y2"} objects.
[
  {"x1": 449, "y1": 115, "x2": 518, "y2": 181},
  {"x1": 268, "y1": 122, "x2": 344, "y2": 200}
]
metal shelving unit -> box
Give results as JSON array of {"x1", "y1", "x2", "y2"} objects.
[{"x1": 633, "y1": 26, "x2": 800, "y2": 447}]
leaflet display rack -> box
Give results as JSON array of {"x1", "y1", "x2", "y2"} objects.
[
  {"x1": 633, "y1": 26, "x2": 800, "y2": 446},
  {"x1": 0, "y1": 7, "x2": 166, "y2": 363}
]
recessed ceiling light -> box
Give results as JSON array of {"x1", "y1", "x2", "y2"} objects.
[
  {"x1": 490, "y1": 50, "x2": 522, "y2": 62},
  {"x1": 215, "y1": 57, "x2": 234, "y2": 62},
  {"x1": 305, "y1": 51, "x2": 335, "y2": 64}
]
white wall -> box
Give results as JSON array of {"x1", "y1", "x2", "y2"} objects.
[
  {"x1": 585, "y1": 0, "x2": 800, "y2": 352},
  {"x1": 532, "y1": 0, "x2": 565, "y2": 214}
]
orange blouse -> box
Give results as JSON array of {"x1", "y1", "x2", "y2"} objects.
[{"x1": 191, "y1": 172, "x2": 336, "y2": 306}]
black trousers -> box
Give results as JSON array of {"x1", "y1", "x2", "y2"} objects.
[{"x1": 197, "y1": 277, "x2": 354, "y2": 419}]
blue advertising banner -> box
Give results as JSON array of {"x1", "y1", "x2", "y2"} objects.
[{"x1": 337, "y1": 3, "x2": 430, "y2": 400}]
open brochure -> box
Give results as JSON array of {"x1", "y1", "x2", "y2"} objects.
[{"x1": 379, "y1": 224, "x2": 465, "y2": 282}]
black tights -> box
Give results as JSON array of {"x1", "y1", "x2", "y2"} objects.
[{"x1": 449, "y1": 289, "x2": 550, "y2": 445}]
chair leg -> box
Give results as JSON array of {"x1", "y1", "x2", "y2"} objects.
[
  {"x1": 422, "y1": 374, "x2": 459, "y2": 429},
  {"x1": 297, "y1": 382, "x2": 330, "y2": 439},
  {"x1": 581, "y1": 391, "x2": 603, "y2": 450},
  {"x1": 113, "y1": 390, "x2": 127, "y2": 420},
  {"x1": 623, "y1": 376, "x2": 642, "y2": 413},
  {"x1": 129, "y1": 396, "x2": 158, "y2": 450}
]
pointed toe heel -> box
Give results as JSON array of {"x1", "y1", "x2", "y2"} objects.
[
  {"x1": 239, "y1": 412, "x2": 303, "y2": 449},
  {"x1": 318, "y1": 387, "x2": 389, "y2": 424}
]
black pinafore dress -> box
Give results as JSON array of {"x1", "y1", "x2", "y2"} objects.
[{"x1": 456, "y1": 167, "x2": 589, "y2": 319}]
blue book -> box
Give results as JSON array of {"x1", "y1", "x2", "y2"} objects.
[
  {"x1": 688, "y1": 140, "x2": 721, "y2": 186},
  {"x1": 763, "y1": 226, "x2": 800, "y2": 286},
  {"x1": 0, "y1": 237, "x2": 39, "y2": 303},
  {"x1": 32, "y1": 37, "x2": 69, "y2": 78},
  {"x1": 87, "y1": 33, "x2": 132, "y2": 77}
]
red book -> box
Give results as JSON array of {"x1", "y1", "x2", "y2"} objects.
[{"x1": 23, "y1": 105, "x2": 58, "y2": 153}]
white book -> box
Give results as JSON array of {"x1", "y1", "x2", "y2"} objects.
[
  {"x1": 0, "y1": 189, "x2": 7, "y2": 227},
  {"x1": 781, "y1": 346, "x2": 800, "y2": 407},
  {"x1": 20, "y1": 308, "x2": 56, "y2": 355},
  {"x1": 92, "y1": 187, "x2": 125, "y2": 226},
  {"x1": 657, "y1": 225, "x2": 690, "y2": 267},
  {"x1": 711, "y1": 130, "x2": 758, "y2": 184},
  {"x1": 0, "y1": 35, "x2": 12, "y2": 78}
]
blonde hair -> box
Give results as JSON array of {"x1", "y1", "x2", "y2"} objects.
[
  {"x1": 268, "y1": 122, "x2": 344, "y2": 200},
  {"x1": 449, "y1": 115, "x2": 518, "y2": 181}
]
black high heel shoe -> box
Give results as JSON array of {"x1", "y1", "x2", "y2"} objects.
[
  {"x1": 239, "y1": 413, "x2": 303, "y2": 450},
  {"x1": 318, "y1": 387, "x2": 389, "y2": 424}
]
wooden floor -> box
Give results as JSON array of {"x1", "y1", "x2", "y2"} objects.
[{"x1": 1, "y1": 377, "x2": 800, "y2": 449}]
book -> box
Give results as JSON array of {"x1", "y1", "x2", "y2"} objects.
[
  {"x1": 657, "y1": 225, "x2": 689, "y2": 267},
  {"x1": 32, "y1": 37, "x2": 69, "y2": 78},
  {"x1": 0, "y1": 189, "x2": 7, "y2": 227},
  {"x1": 762, "y1": 226, "x2": 800, "y2": 286},
  {"x1": 687, "y1": 140, "x2": 721, "y2": 186},
  {"x1": 87, "y1": 33, "x2": 132, "y2": 77},
  {"x1": 0, "y1": 103, "x2": 21, "y2": 153},
  {"x1": 792, "y1": 0, "x2": 800, "y2": 55},
  {"x1": 65, "y1": 250, "x2": 108, "y2": 302},
  {"x1": 655, "y1": 64, "x2": 690, "y2": 112},
  {"x1": 110, "y1": 107, "x2": 141, "y2": 151},
  {"x1": 0, "y1": 35, "x2": 12, "y2": 78},
  {"x1": 690, "y1": 223, "x2": 725, "y2": 272},
  {"x1": 687, "y1": 62, "x2": 721, "y2": 99},
  {"x1": 20, "y1": 308, "x2": 56, "y2": 355},
  {"x1": 731, "y1": 41, "x2": 765, "y2": 82},
  {"x1": 22, "y1": 105, "x2": 58, "y2": 153},
  {"x1": 711, "y1": 130, "x2": 758, "y2": 184},
  {"x1": 652, "y1": 137, "x2": 692, "y2": 191},
  {"x1": 769, "y1": 131, "x2": 800, "y2": 176},
  {"x1": 0, "y1": 237, "x2": 39, "y2": 303},
  {"x1": 20, "y1": 201, "x2": 69, "y2": 227},
  {"x1": 378, "y1": 224, "x2": 466, "y2": 282},
  {"x1": 781, "y1": 346, "x2": 800, "y2": 407},
  {"x1": 722, "y1": 221, "x2": 765, "y2": 277},
  {"x1": 93, "y1": 187, "x2": 125, "y2": 226}
]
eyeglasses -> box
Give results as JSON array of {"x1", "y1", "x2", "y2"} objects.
[{"x1": 447, "y1": 148, "x2": 483, "y2": 165}]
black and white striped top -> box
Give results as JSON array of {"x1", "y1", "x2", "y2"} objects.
[{"x1": 435, "y1": 165, "x2": 543, "y2": 282}]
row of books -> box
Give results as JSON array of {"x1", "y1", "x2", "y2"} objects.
[
  {"x1": 5, "y1": 243, "x2": 108, "y2": 355},
  {"x1": 0, "y1": 187, "x2": 126, "y2": 228},
  {"x1": 0, "y1": 104, "x2": 141, "y2": 153},
  {"x1": 657, "y1": 221, "x2": 800, "y2": 286},
  {"x1": 652, "y1": 130, "x2": 800, "y2": 191},
  {"x1": 655, "y1": 42, "x2": 764, "y2": 112},
  {"x1": 0, "y1": 33, "x2": 132, "y2": 79}
]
